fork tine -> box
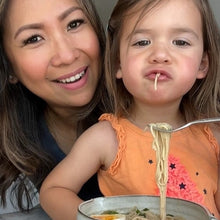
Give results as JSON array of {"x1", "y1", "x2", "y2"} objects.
[
  {"x1": 148, "y1": 123, "x2": 173, "y2": 133},
  {"x1": 148, "y1": 117, "x2": 220, "y2": 133}
]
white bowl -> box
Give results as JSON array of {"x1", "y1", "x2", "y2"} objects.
[{"x1": 77, "y1": 195, "x2": 217, "y2": 220}]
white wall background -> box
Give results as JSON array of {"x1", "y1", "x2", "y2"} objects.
[
  {"x1": 93, "y1": 0, "x2": 117, "y2": 27},
  {"x1": 93, "y1": 0, "x2": 220, "y2": 29},
  {"x1": 210, "y1": 0, "x2": 220, "y2": 27}
]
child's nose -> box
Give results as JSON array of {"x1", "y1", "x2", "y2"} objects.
[{"x1": 148, "y1": 44, "x2": 171, "y2": 64}]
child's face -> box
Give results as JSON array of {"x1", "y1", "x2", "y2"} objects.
[{"x1": 116, "y1": 0, "x2": 208, "y2": 106}]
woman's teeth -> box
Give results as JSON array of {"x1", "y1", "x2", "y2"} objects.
[{"x1": 58, "y1": 71, "x2": 85, "y2": 83}]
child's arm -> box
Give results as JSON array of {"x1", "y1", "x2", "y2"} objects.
[
  {"x1": 216, "y1": 169, "x2": 220, "y2": 215},
  {"x1": 215, "y1": 146, "x2": 220, "y2": 215},
  {"x1": 214, "y1": 149, "x2": 220, "y2": 217},
  {"x1": 212, "y1": 126, "x2": 220, "y2": 215},
  {"x1": 40, "y1": 121, "x2": 118, "y2": 220}
]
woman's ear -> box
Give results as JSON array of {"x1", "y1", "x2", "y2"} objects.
[
  {"x1": 197, "y1": 52, "x2": 209, "y2": 79},
  {"x1": 9, "y1": 75, "x2": 18, "y2": 84}
]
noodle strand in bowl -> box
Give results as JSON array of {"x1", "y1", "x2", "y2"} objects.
[{"x1": 148, "y1": 123, "x2": 172, "y2": 220}]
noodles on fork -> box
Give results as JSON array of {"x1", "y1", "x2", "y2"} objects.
[{"x1": 149, "y1": 123, "x2": 172, "y2": 220}]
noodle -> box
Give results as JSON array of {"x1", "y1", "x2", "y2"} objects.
[
  {"x1": 149, "y1": 123, "x2": 172, "y2": 220},
  {"x1": 125, "y1": 207, "x2": 185, "y2": 220},
  {"x1": 154, "y1": 73, "x2": 160, "y2": 90},
  {"x1": 92, "y1": 207, "x2": 185, "y2": 220}
]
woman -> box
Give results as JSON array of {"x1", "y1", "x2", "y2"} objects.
[
  {"x1": 0, "y1": 0, "x2": 107, "y2": 214},
  {"x1": 40, "y1": 0, "x2": 220, "y2": 219}
]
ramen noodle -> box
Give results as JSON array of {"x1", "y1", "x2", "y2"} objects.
[
  {"x1": 125, "y1": 207, "x2": 185, "y2": 220},
  {"x1": 149, "y1": 123, "x2": 172, "y2": 220},
  {"x1": 91, "y1": 207, "x2": 185, "y2": 220},
  {"x1": 154, "y1": 73, "x2": 160, "y2": 90}
]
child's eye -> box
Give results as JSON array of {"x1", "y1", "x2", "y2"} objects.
[
  {"x1": 67, "y1": 19, "x2": 85, "y2": 31},
  {"x1": 133, "y1": 39, "x2": 151, "y2": 47},
  {"x1": 23, "y1": 35, "x2": 43, "y2": 46},
  {"x1": 173, "y1": 40, "x2": 190, "y2": 46}
]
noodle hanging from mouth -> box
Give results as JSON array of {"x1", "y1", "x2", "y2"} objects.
[
  {"x1": 154, "y1": 73, "x2": 160, "y2": 90},
  {"x1": 149, "y1": 123, "x2": 172, "y2": 220}
]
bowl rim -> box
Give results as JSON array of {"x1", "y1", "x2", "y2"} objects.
[{"x1": 78, "y1": 195, "x2": 215, "y2": 219}]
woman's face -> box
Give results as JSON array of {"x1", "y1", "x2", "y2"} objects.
[{"x1": 4, "y1": 0, "x2": 101, "y2": 111}]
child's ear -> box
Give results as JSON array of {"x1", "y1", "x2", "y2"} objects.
[
  {"x1": 116, "y1": 67, "x2": 122, "y2": 79},
  {"x1": 197, "y1": 52, "x2": 209, "y2": 79}
]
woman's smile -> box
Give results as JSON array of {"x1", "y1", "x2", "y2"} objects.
[{"x1": 54, "y1": 66, "x2": 89, "y2": 91}]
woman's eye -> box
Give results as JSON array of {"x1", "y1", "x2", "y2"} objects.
[
  {"x1": 67, "y1": 19, "x2": 85, "y2": 31},
  {"x1": 23, "y1": 35, "x2": 43, "y2": 46},
  {"x1": 133, "y1": 40, "x2": 151, "y2": 47},
  {"x1": 173, "y1": 40, "x2": 190, "y2": 46}
]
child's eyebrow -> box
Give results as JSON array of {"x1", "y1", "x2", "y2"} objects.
[
  {"x1": 169, "y1": 27, "x2": 200, "y2": 39},
  {"x1": 128, "y1": 27, "x2": 199, "y2": 40},
  {"x1": 126, "y1": 28, "x2": 153, "y2": 40}
]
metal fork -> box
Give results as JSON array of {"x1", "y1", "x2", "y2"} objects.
[{"x1": 149, "y1": 117, "x2": 220, "y2": 133}]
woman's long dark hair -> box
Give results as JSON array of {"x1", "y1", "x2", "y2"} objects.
[{"x1": 0, "y1": 0, "x2": 107, "y2": 211}]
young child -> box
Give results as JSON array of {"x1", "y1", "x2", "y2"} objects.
[{"x1": 40, "y1": 0, "x2": 220, "y2": 219}]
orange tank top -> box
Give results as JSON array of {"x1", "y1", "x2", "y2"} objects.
[{"x1": 98, "y1": 113, "x2": 220, "y2": 219}]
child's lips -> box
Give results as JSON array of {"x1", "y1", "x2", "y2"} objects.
[{"x1": 145, "y1": 70, "x2": 171, "y2": 81}]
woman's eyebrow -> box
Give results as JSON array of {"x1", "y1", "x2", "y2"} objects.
[
  {"x1": 14, "y1": 23, "x2": 42, "y2": 39},
  {"x1": 58, "y1": 6, "x2": 82, "y2": 21},
  {"x1": 14, "y1": 6, "x2": 82, "y2": 39}
]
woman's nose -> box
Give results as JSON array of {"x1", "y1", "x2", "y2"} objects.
[
  {"x1": 148, "y1": 44, "x2": 171, "y2": 64},
  {"x1": 50, "y1": 37, "x2": 80, "y2": 66}
]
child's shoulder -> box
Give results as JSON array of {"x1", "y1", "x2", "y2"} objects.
[
  {"x1": 73, "y1": 120, "x2": 118, "y2": 167},
  {"x1": 83, "y1": 120, "x2": 118, "y2": 144},
  {"x1": 91, "y1": 119, "x2": 116, "y2": 132},
  {"x1": 82, "y1": 120, "x2": 119, "y2": 169}
]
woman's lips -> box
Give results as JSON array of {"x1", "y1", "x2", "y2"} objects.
[
  {"x1": 54, "y1": 66, "x2": 88, "y2": 84},
  {"x1": 57, "y1": 70, "x2": 86, "y2": 84},
  {"x1": 52, "y1": 66, "x2": 89, "y2": 91}
]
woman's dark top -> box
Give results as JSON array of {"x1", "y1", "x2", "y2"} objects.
[{"x1": 38, "y1": 117, "x2": 103, "y2": 200}]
